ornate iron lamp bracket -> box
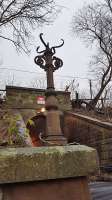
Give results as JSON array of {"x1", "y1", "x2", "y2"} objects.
[
  {"x1": 34, "y1": 33, "x2": 64, "y2": 73},
  {"x1": 34, "y1": 55, "x2": 63, "y2": 72}
]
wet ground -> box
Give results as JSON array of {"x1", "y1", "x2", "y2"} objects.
[{"x1": 90, "y1": 182, "x2": 112, "y2": 200}]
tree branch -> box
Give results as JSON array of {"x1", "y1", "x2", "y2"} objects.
[{"x1": 0, "y1": 0, "x2": 16, "y2": 21}]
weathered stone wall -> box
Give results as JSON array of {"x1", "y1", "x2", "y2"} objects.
[
  {"x1": 64, "y1": 112, "x2": 112, "y2": 168},
  {"x1": 5, "y1": 86, "x2": 71, "y2": 111}
]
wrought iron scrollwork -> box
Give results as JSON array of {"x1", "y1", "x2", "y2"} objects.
[
  {"x1": 34, "y1": 55, "x2": 63, "y2": 71},
  {"x1": 34, "y1": 33, "x2": 64, "y2": 90},
  {"x1": 53, "y1": 56, "x2": 63, "y2": 71},
  {"x1": 34, "y1": 55, "x2": 45, "y2": 70},
  {"x1": 35, "y1": 33, "x2": 64, "y2": 58}
]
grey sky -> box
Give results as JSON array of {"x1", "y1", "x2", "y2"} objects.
[{"x1": 0, "y1": 0, "x2": 95, "y2": 94}]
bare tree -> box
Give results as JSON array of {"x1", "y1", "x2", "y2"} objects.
[
  {"x1": 64, "y1": 79, "x2": 79, "y2": 99},
  {"x1": 31, "y1": 77, "x2": 46, "y2": 89},
  {"x1": 72, "y1": 0, "x2": 112, "y2": 110},
  {"x1": 0, "y1": 0, "x2": 57, "y2": 53}
]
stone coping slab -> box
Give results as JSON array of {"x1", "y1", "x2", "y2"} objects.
[
  {"x1": 0, "y1": 145, "x2": 98, "y2": 184},
  {"x1": 67, "y1": 112, "x2": 112, "y2": 130}
]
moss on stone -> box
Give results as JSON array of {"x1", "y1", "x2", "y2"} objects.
[{"x1": 0, "y1": 145, "x2": 98, "y2": 184}]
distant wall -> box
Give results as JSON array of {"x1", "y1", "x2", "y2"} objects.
[
  {"x1": 5, "y1": 86, "x2": 71, "y2": 111},
  {"x1": 64, "y1": 112, "x2": 112, "y2": 168}
]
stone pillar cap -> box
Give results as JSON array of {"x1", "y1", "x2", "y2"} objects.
[{"x1": 0, "y1": 145, "x2": 99, "y2": 184}]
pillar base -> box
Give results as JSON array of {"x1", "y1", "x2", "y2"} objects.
[
  {"x1": 44, "y1": 135, "x2": 67, "y2": 146},
  {"x1": 2, "y1": 177, "x2": 91, "y2": 200}
]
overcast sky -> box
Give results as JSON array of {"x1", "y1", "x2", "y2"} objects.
[{"x1": 0, "y1": 0, "x2": 95, "y2": 94}]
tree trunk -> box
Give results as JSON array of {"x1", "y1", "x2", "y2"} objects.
[{"x1": 87, "y1": 85, "x2": 106, "y2": 110}]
